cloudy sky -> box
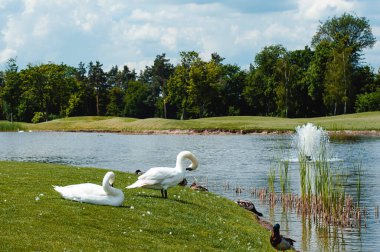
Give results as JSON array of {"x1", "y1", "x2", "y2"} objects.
[{"x1": 0, "y1": 0, "x2": 379, "y2": 72}]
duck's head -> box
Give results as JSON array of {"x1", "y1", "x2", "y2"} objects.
[{"x1": 273, "y1": 223, "x2": 280, "y2": 236}]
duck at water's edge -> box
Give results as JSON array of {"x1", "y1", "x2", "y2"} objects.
[
  {"x1": 236, "y1": 199, "x2": 263, "y2": 217},
  {"x1": 270, "y1": 223, "x2": 298, "y2": 251}
]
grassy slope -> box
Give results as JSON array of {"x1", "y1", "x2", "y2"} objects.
[
  {"x1": 0, "y1": 162, "x2": 273, "y2": 251},
  {"x1": 2, "y1": 111, "x2": 380, "y2": 132}
]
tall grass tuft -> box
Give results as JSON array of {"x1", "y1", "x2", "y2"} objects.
[
  {"x1": 0, "y1": 121, "x2": 25, "y2": 131},
  {"x1": 279, "y1": 160, "x2": 290, "y2": 194},
  {"x1": 268, "y1": 162, "x2": 276, "y2": 194},
  {"x1": 356, "y1": 161, "x2": 362, "y2": 208}
]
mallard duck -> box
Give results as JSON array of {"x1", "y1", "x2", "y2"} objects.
[
  {"x1": 270, "y1": 224, "x2": 297, "y2": 251},
  {"x1": 126, "y1": 151, "x2": 198, "y2": 198},
  {"x1": 236, "y1": 199, "x2": 263, "y2": 217},
  {"x1": 190, "y1": 182, "x2": 208, "y2": 191}
]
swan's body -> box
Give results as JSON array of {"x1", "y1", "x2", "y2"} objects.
[
  {"x1": 270, "y1": 224, "x2": 297, "y2": 251},
  {"x1": 126, "y1": 151, "x2": 198, "y2": 198},
  {"x1": 53, "y1": 171, "x2": 124, "y2": 206}
]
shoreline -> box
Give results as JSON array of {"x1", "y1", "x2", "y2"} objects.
[{"x1": 49, "y1": 128, "x2": 380, "y2": 136}]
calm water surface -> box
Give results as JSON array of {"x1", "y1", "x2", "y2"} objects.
[{"x1": 0, "y1": 132, "x2": 379, "y2": 252}]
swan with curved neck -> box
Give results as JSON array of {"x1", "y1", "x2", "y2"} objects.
[
  {"x1": 126, "y1": 150, "x2": 198, "y2": 198},
  {"x1": 53, "y1": 171, "x2": 124, "y2": 207}
]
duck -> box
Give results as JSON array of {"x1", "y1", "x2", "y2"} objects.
[
  {"x1": 53, "y1": 171, "x2": 124, "y2": 207},
  {"x1": 190, "y1": 182, "x2": 208, "y2": 191},
  {"x1": 236, "y1": 199, "x2": 263, "y2": 217},
  {"x1": 178, "y1": 178, "x2": 188, "y2": 186},
  {"x1": 270, "y1": 223, "x2": 298, "y2": 251},
  {"x1": 135, "y1": 169, "x2": 144, "y2": 175},
  {"x1": 126, "y1": 151, "x2": 198, "y2": 198}
]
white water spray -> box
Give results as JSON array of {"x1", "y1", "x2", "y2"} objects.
[{"x1": 294, "y1": 123, "x2": 329, "y2": 160}]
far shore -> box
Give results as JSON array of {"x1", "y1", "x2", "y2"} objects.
[
  {"x1": 25, "y1": 128, "x2": 380, "y2": 137},
  {"x1": 3, "y1": 112, "x2": 380, "y2": 135}
]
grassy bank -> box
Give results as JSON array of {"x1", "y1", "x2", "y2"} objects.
[
  {"x1": 0, "y1": 121, "x2": 26, "y2": 132},
  {"x1": 0, "y1": 161, "x2": 273, "y2": 251},
  {"x1": 2, "y1": 111, "x2": 380, "y2": 133}
]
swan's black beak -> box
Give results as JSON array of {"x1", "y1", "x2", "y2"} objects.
[
  {"x1": 186, "y1": 167, "x2": 193, "y2": 171},
  {"x1": 110, "y1": 183, "x2": 114, "y2": 187}
]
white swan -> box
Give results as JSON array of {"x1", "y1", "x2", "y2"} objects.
[
  {"x1": 126, "y1": 150, "x2": 198, "y2": 198},
  {"x1": 53, "y1": 171, "x2": 124, "y2": 207}
]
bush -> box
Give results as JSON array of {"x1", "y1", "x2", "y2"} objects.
[
  {"x1": 355, "y1": 89, "x2": 380, "y2": 112},
  {"x1": 31, "y1": 112, "x2": 46, "y2": 123}
]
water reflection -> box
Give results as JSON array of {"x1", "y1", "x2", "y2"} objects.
[{"x1": 0, "y1": 132, "x2": 379, "y2": 251}]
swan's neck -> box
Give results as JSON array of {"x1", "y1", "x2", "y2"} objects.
[
  {"x1": 175, "y1": 151, "x2": 198, "y2": 171},
  {"x1": 102, "y1": 172, "x2": 120, "y2": 195}
]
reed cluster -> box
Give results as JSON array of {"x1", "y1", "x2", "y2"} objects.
[
  {"x1": 260, "y1": 145, "x2": 366, "y2": 228},
  {"x1": 0, "y1": 121, "x2": 24, "y2": 131}
]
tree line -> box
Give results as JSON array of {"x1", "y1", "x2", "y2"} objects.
[{"x1": 0, "y1": 13, "x2": 379, "y2": 123}]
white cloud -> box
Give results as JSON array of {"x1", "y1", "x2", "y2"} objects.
[
  {"x1": 296, "y1": 0, "x2": 355, "y2": 20},
  {"x1": 0, "y1": 0, "x2": 378, "y2": 72},
  {"x1": 0, "y1": 48, "x2": 16, "y2": 62}
]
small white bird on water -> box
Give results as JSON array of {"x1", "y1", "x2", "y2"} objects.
[
  {"x1": 53, "y1": 171, "x2": 124, "y2": 207},
  {"x1": 126, "y1": 151, "x2": 198, "y2": 198}
]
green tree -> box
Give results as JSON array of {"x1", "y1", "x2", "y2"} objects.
[
  {"x1": 124, "y1": 80, "x2": 154, "y2": 118},
  {"x1": 355, "y1": 88, "x2": 380, "y2": 112},
  {"x1": 285, "y1": 47, "x2": 314, "y2": 117},
  {"x1": 107, "y1": 87, "x2": 125, "y2": 116},
  {"x1": 1, "y1": 58, "x2": 21, "y2": 122},
  {"x1": 88, "y1": 61, "x2": 107, "y2": 116},
  {"x1": 243, "y1": 65, "x2": 267, "y2": 115},
  {"x1": 18, "y1": 63, "x2": 77, "y2": 122},
  {"x1": 244, "y1": 45, "x2": 286, "y2": 116},
  {"x1": 312, "y1": 12, "x2": 376, "y2": 65},
  {"x1": 312, "y1": 13, "x2": 376, "y2": 115},
  {"x1": 305, "y1": 41, "x2": 332, "y2": 116},
  {"x1": 166, "y1": 51, "x2": 203, "y2": 119},
  {"x1": 140, "y1": 54, "x2": 174, "y2": 118}
]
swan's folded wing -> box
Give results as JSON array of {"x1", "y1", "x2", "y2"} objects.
[
  {"x1": 137, "y1": 167, "x2": 178, "y2": 182},
  {"x1": 53, "y1": 183, "x2": 106, "y2": 198}
]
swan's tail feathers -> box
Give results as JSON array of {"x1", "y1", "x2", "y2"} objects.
[
  {"x1": 53, "y1": 185, "x2": 63, "y2": 194},
  {"x1": 126, "y1": 181, "x2": 142, "y2": 189},
  {"x1": 126, "y1": 180, "x2": 151, "y2": 189}
]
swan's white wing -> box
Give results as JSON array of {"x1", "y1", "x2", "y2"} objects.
[
  {"x1": 138, "y1": 167, "x2": 177, "y2": 181},
  {"x1": 53, "y1": 183, "x2": 106, "y2": 199},
  {"x1": 53, "y1": 183, "x2": 124, "y2": 206},
  {"x1": 127, "y1": 167, "x2": 182, "y2": 189}
]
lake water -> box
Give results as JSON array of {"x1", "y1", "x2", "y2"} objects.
[{"x1": 0, "y1": 131, "x2": 379, "y2": 251}]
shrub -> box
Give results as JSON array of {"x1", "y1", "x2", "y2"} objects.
[
  {"x1": 31, "y1": 112, "x2": 46, "y2": 123},
  {"x1": 355, "y1": 89, "x2": 380, "y2": 112}
]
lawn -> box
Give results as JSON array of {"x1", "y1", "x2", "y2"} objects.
[
  {"x1": 1, "y1": 111, "x2": 374, "y2": 133},
  {"x1": 0, "y1": 161, "x2": 274, "y2": 251}
]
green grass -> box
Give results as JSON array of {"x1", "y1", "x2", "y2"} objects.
[
  {"x1": 0, "y1": 121, "x2": 25, "y2": 131},
  {"x1": 14, "y1": 111, "x2": 379, "y2": 133},
  {"x1": 0, "y1": 161, "x2": 273, "y2": 251}
]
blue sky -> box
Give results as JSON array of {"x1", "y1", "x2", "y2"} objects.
[{"x1": 0, "y1": 0, "x2": 379, "y2": 72}]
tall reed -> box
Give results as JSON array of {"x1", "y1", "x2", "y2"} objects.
[
  {"x1": 279, "y1": 159, "x2": 290, "y2": 194},
  {"x1": 356, "y1": 161, "x2": 362, "y2": 208},
  {"x1": 268, "y1": 162, "x2": 276, "y2": 194},
  {"x1": 0, "y1": 121, "x2": 25, "y2": 131},
  {"x1": 298, "y1": 152, "x2": 308, "y2": 202}
]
